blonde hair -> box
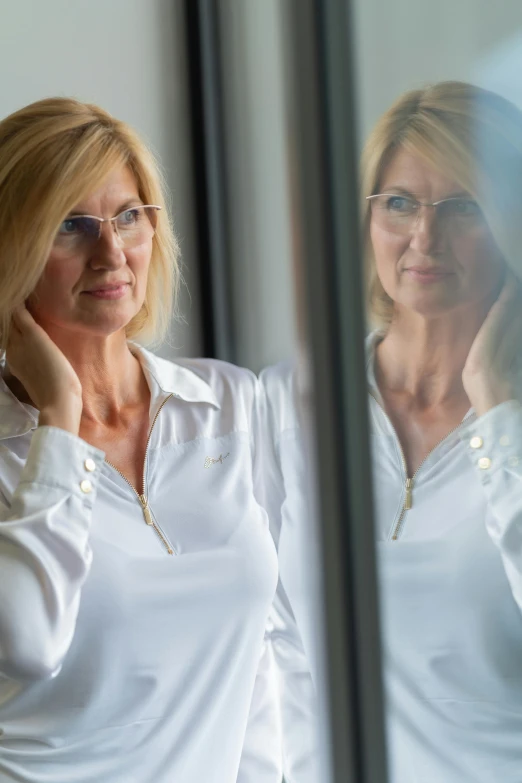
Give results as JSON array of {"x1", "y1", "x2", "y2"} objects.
[
  {"x1": 0, "y1": 97, "x2": 180, "y2": 349},
  {"x1": 362, "y1": 81, "x2": 522, "y2": 328}
]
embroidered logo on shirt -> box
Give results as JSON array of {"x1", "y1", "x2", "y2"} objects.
[{"x1": 204, "y1": 453, "x2": 230, "y2": 469}]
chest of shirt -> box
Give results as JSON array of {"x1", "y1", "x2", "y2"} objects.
[
  {"x1": 0, "y1": 424, "x2": 279, "y2": 734},
  {"x1": 371, "y1": 422, "x2": 522, "y2": 700},
  {"x1": 0, "y1": 415, "x2": 277, "y2": 634}
]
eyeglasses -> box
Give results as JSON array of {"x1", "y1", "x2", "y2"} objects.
[
  {"x1": 366, "y1": 193, "x2": 484, "y2": 235},
  {"x1": 52, "y1": 205, "x2": 161, "y2": 255}
]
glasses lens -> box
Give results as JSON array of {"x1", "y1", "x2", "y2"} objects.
[
  {"x1": 436, "y1": 198, "x2": 483, "y2": 225},
  {"x1": 115, "y1": 206, "x2": 157, "y2": 247},
  {"x1": 53, "y1": 206, "x2": 159, "y2": 255},
  {"x1": 54, "y1": 216, "x2": 101, "y2": 252},
  {"x1": 370, "y1": 195, "x2": 418, "y2": 232}
]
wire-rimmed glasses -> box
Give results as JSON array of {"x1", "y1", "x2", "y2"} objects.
[
  {"x1": 366, "y1": 193, "x2": 484, "y2": 235},
  {"x1": 52, "y1": 205, "x2": 161, "y2": 256}
]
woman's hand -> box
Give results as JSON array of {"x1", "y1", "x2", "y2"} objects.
[
  {"x1": 463, "y1": 270, "x2": 522, "y2": 417},
  {"x1": 6, "y1": 305, "x2": 83, "y2": 434}
]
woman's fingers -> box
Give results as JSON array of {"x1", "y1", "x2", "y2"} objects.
[
  {"x1": 496, "y1": 306, "x2": 522, "y2": 370},
  {"x1": 473, "y1": 271, "x2": 521, "y2": 358},
  {"x1": 11, "y1": 303, "x2": 36, "y2": 329},
  {"x1": 463, "y1": 268, "x2": 522, "y2": 414},
  {"x1": 484, "y1": 271, "x2": 518, "y2": 327}
]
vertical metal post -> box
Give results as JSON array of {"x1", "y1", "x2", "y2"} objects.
[
  {"x1": 282, "y1": 0, "x2": 388, "y2": 780},
  {"x1": 184, "y1": 0, "x2": 236, "y2": 362}
]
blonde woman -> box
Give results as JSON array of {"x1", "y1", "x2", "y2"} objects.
[
  {"x1": 0, "y1": 98, "x2": 282, "y2": 782},
  {"x1": 265, "y1": 81, "x2": 522, "y2": 783}
]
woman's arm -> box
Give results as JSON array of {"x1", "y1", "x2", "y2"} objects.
[
  {"x1": 236, "y1": 622, "x2": 283, "y2": 783},
  {"x1": 237, "y1": 375, "x2": 285, "y2": 782},
  {"x1": 238, "y1": 584, "x2": 321, "y2": 783},
  {"x1": 461, "y1": 401, "x2": 522, "y2": 611},
  {"x1": 460, "y1": 272, "x2": 522, "y2": 610},
  {"x1": 0, "y1": 425, "x2": 104, "y2": 682},
  {"x1": 237, "y1": 368, "x2": 321, "y2": 783}
]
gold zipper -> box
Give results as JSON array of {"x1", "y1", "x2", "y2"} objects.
[
  {"x1": 369, "y1": 390, "x2": 466, "y2": 541},
  {"x1": 105, "y1": 392, "x2": 175, "y2": 555}
]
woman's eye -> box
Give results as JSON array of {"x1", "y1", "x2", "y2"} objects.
[
  {"x1": 119, "y1": 208, "x2": 140, "y2": 225},
  {"x1": 58, "y1": 219, "x2": 79, "y2": 234},
  {"x1": 451, "y1": 199, "x2": 481, "y2": 216},
  {"x1": 386, "y1": 196, "x2": 414, "y2": 212}
]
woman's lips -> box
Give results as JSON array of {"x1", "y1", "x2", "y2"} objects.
[
  {"x1": 405, "y1": 267, "x2": 454, "y2": 283},
  {"x1": 82, "y1": 284, "x2": 130, "y2": 300}
]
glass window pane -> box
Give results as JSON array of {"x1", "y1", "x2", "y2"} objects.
[{"x1": 353, "y1": 2, "x2": 522, "y2": 782}]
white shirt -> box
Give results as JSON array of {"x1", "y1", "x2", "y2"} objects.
[
  {"x1": 263, "y1": 333, "x2": 522, "y2": 783},
  {"x1": 0, "y1": 345, "x2": 280, "y2": 783},
  {"x1": 260, "y1": 362, "x2": 327, "y2": 783}
]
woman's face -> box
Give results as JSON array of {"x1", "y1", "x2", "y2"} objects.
[
  {"x1": 28, "y1": 166, "x2": 153, "y2": 339},
  {"x1": 370, "y1": 147, "x2": 506, "y2": 320}
]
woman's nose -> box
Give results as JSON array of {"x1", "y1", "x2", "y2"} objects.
[
  {"x1": 89, "y1": 222, "x2": 126, "y2": 268},
  {"x1": 409, "y1": 205, "x2": 445, "y2": 254}
]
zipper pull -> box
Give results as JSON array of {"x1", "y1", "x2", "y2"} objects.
[
  {"x1": 139, "y1": 495, "x2": 175, "y2": 555},
  {"x1": 404, "y1": 478, "x2": 413, "y2": 510},
  {"x1": 139, "y1": 494, "x2": 154, "y2": 526}
]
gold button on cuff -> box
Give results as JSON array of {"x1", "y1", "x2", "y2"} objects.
[
  {"x1": 84, "y1": 458, "x2": 96, "y2": 472},
  {"x1": 478, "y1": 457, "x2": 492, "y2": 470},
  {"x1": 80, "y1": 480, "x2": 93, "y2": 494},
  {"x1": 500, "y1": 435, "x2": 511, "y2": 447},
  {"x1": 470, "y1": 436, "x2": 483, "y2": 449}
]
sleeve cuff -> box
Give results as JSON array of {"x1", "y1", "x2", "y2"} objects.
[
  {"x1": 459, "y1": 400, "x2": 522, "y2": 483},
  {"x1": 18, "y1": 426, "x2": 106, "y2": 507}
]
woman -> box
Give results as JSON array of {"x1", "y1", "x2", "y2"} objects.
[
  {"x1": 265, "y1": 81, "x2": 522, "y2": 782},
  {"x1": 0, "y1": 98, "x2": 282, "y2": 782}
]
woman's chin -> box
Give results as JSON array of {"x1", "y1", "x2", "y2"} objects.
[
  {"x1": 67, "y1": 307, "x2": 138, "y2": 338},
  {"x1": 395, "y1": 291, "x2": 462, "y2": 320}
]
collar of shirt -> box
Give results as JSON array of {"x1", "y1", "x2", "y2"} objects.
[
  {"x1": 0, "y1": 344, "x2": 221, "y2": 441},
  {"x1": 129, "y1": 344, "x2": 220, "y2": 409}
]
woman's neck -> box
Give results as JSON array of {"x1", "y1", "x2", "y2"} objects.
[
  {"x1": 376, "y1": 306, "x2": 489, "y2": 408},
  {"x1": 5, "y1": 329, "x2": 149, "y2": 425}
]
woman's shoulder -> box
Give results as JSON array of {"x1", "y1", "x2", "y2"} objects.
[
  {"x1": 170, "y1": 356, "x2": 258, "y2": 399},
  {"x1": 260, "y1": 359, "x2": 295, "y2": 394},
  {"x1": 174, "y1": 356, "x2": 257, "y2": 385},
  {"x1": 260, "y1": 359, "x2": 300, "y2": 434}
]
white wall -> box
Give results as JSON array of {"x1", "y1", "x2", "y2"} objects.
[
  {"x1": 0, "y1": 0, "x2": 201, "y2": 358},
  {"x1": 220, "y1": 0, "x2": 297, "y2": 373}
]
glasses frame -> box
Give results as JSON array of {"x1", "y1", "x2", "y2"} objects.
[
  {"x1": 366, "y1": 193, "x2": 479, "y2": 208},
  {"x1": 55, "y1": 204, "x2": 162, "y2": 244},
  {"x1": 366, "y1": 193, "x2": 481, "y2": 229}
]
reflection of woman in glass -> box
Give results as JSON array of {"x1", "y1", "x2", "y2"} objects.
[
  {"x1": 0, "y1": 98, "x2": 280, "y2": 783},
  {"x1": 265, "y1": 81, "x2": 522, "y2": 782},
  {"x1": 361, "y1": 81, "x2": 522, "y2": 782}
]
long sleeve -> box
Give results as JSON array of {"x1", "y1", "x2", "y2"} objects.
[
  {"x1": 246, "y1": 364, "x2": 323, "y2": 783},
  {"x1": 270, "y1": 579, "x2": 321, "y2": 783},
  {"x1": 237, "y1": 377, "x2": 285, "y2": 782},
  {"x1": 0, "y1": 426, "x2": 105, "y2": 682},
  {"x1": 236, "y1": 628, "x2": 283, "y2": 783},
  {"x1": 237, "y1": 587, "x2": 320, "y2": 783},
  {"x1": 461, "y1": 400, "x2": 522, "y2": 611}
]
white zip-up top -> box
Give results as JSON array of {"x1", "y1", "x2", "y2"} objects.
[
  {"x1": 260, "y1": 361, "x2": 328, "y2": 783},
  {"x1": 0, "y1": 345, "x2": 279, "y2": 783},
  {"x1": 263, "y1": 333, "x2": 522, "y2": 783}
]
